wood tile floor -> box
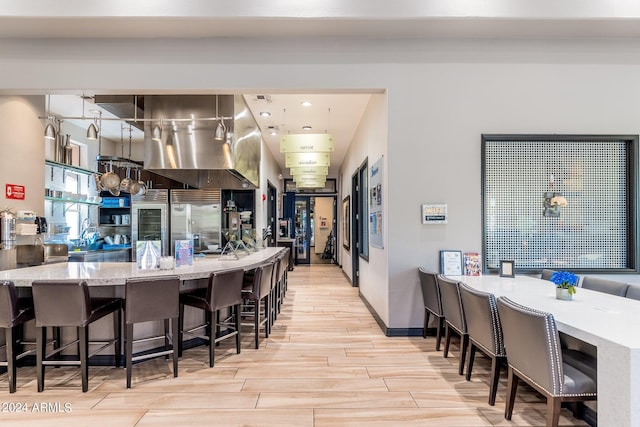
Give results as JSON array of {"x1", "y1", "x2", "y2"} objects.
[{"x1": 0, "y1": 265, "x2": 590, "y2": 426}]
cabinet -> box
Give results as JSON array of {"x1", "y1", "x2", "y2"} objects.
[{"x1": 98, "y1": 192, "x2": 132, "y2": 252}]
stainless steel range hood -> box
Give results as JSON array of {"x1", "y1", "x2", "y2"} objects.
[{"x1": 143, "y1": 95, "x2": 260, "y2": 189}]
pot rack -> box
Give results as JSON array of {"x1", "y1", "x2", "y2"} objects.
[
  {"x1": 42, "y1": 95, "x2": 234, "y2": 171},
  {"x1": 97, "y1": 124, "x2": 143, "y2": 171}
]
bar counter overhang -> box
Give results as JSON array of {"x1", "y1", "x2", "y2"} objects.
[{"x1": 0, "y1": 247, "x2": 284, "y2": 290}]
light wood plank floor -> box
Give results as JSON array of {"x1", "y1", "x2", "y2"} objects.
[{"x1": 0, "y1": 265, "x2": 589, "y2": 426}]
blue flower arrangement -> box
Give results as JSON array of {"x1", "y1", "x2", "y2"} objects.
[{"x1": 550, "y1": 271, "x2": 579, "y2": 295}]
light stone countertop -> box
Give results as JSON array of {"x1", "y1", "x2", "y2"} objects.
[
  {"x1": 449, "y1": 274, "x2": 640, "y2": 426},
  {"x1": 0, "y1": 247, "x2": 284, "y2": 287}
]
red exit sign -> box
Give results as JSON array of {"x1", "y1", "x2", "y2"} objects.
[{"x1": 6, "y1": 184, "x2": 25, "y2": 200}]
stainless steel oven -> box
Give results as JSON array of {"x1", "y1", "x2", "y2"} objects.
[{"x1": 131, "y1": 189, "x2": 169, "y2": 259}]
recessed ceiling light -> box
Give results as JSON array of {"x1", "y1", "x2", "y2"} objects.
[
  {"x1": 260, "y1": 111, "x2": 271, "y2": 117},
  {"x1": 302, "y1": 126, "x2": 312, "y2": 131},
  {"x1": 270, "y1": 131, "x2": 278, "y2": 136},
  {"x1": 301, "y1": 101, "x2": 312, "y2": 107}
]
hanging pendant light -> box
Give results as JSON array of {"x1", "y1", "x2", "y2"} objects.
[
  {"x1": 214, "y1": 119, "x2": 226, "y2": 141},
  {"x1": 213, "y1": 94, "x2": 226, "y2": 141},
  {"x1": 43, "y1": 94, "x2": 57, "y2": 140},
  {"x1": 87, "y1": 109, "x2": 101, "y2": 141},
  {"x1": 151, "y1": 124, "x2": 162, "y2": 142},
  {"x1": 44, "y1": 122, "x2": 57, "y2": 140},
  {"x1": 86, "y1": 122, "x2": 99, "y2": 140}
]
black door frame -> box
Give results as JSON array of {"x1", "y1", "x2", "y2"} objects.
[
  {"x1": 266, "y1": 181, "x2": 277, "y2": 246},
  {"x1": 351, "y1": 171, "x2": 360, "y2": 287},
  {"x1": 294, "y1": 196, "x2": 311, "y2": 265}
]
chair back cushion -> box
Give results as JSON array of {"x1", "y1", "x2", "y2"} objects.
[
  {"x1": 125, "y1": 276, "x2": 180, "y2": 324},
  {"x1": 0, "y1": 280, "x2": 19, "y2": 327},
  {"x1": 496, "y1": 297, "x2": 563, "y2": 395},
  {"x1": 209, "y1": 268, "x2": 245, "y2": 310},
  {"x1": 259, "y1": 261, "x2": 275, "y2": 299},
  {"x1": 437, "y1": 275, "x2": 466, "y2": 333},
  {"x1": 458, "y1": 282, "x2": 504, "y2": 356},
  {"x1": 625, "y1": 284, "x2": 640, "y2": 300},
  {"x1": 540, "y1": 269, "x2": 555, "y2": 281},
  {"x1": 278, "y1": 253, "x2": 287, "y2": 282},
  {"x1": 32, "y1": 280, "x2": 91, "y2": 327},
  {"x1": 581, "y1": 276, "x2": 629, "y2": 296},
  {"x1": 418, "y1": 268, "x2": 442, "y2": 316}
]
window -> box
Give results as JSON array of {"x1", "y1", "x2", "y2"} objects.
[{"x1": 482, "y1": 134, "x2": 638, "y2": 273}]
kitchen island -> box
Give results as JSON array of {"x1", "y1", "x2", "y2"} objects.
[
  {"x1": 0, "y1": 247, "x2": 285, "y2": 360},
  {"x1": 1, "y1": 246, "x2": 284, "y2": 288}
]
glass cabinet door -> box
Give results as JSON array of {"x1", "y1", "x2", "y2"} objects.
[{"x1": 137, "y1": 208, "x2": 162, "y2": 241}]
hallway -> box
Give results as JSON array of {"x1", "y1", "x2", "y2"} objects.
[{"x1": 0, "y1": 265, "x2": 586, "y2": 426}]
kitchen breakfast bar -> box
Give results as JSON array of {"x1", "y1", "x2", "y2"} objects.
[
  {"x1": 0, "y1": 247, "x2": 285, "y2": 389},
  {"x1": 0, "y1": 247, "x2": 284, "y2": 291}
]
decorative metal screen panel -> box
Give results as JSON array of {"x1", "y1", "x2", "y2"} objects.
[{"x1": 482, "y1": 135, "x2": 636, "y2": 272}]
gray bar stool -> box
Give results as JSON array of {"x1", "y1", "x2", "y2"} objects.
[
  {"x1": 242, "y1": 261, "x2": 275, "y2": 349},
  {"x1": 124, "y1": 275, "x2": 180, "y2": 388},
  {"x1": 179, "y1": 268, "x2": 244, "y2": 367},
  {"x1": 0, "y1": 280, "x2": 35, "y2": 393},
  {"x1": 32, "y1": 280, "x2": 122, "y2": 392}
]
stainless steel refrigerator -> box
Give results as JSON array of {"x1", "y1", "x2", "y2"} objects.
[
  {"x1": 131, "y1": 189, "x2": 169, "y2": 259},
  {"x1": 170, "y1": 189, "x2": 222, "y2": 255}
]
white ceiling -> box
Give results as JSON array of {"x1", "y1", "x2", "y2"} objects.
[{"x1": 245, "y1": 93, "x2": 372, "y2": 178}]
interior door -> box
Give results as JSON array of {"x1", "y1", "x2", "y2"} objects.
[
  {"x1": 267, "y1": 181, "x2": 277, "y2": 246},
  {"x1": 294, "y1": 197, "x2": 311, "y2": 264}
]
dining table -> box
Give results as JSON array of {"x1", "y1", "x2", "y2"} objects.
[{"x1": 448, "y1": 274, "x2": 640, "y2": 427}]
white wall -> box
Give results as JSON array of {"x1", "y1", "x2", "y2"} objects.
[
  {"x1": 2, "y1": 37, "x2": 640, "y2": 331},
  {"x1": 340, "y1": 94, "x2": 389, "y2": 325},
  {"x1": 259, "y1": 135, "x2": 284, "y2": 240},
  {"x1": 0, "y1": 96, "x2": 45, "y2": 215}
]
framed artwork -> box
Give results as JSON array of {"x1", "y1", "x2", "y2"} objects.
[
  {"x1": 439, "y1": 250, "x2": 463, "y2": 275},
  {"x1": 342, "y1": 196, "x2": 350, "y2": 250},
  {"x1": 499, "y1": 260, "x2": 515, "y2": 277}
]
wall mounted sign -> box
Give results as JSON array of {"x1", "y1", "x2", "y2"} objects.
[
  {"x1": 5, "y1": 184, "x2": 25, "y2": 200},
  {"x1": 422, "y1": 204, "x2": 447, "y2": 224},
  {"x1": 280, "y1": 134, "x2": 334, "y2": 153},
  {"x1": 369, "y1": 156, "x2": 384, "y2": 248}
]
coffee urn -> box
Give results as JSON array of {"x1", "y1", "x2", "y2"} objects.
[{"x1": 0, "y1": 209, "x2": 17, "y2": 270}]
